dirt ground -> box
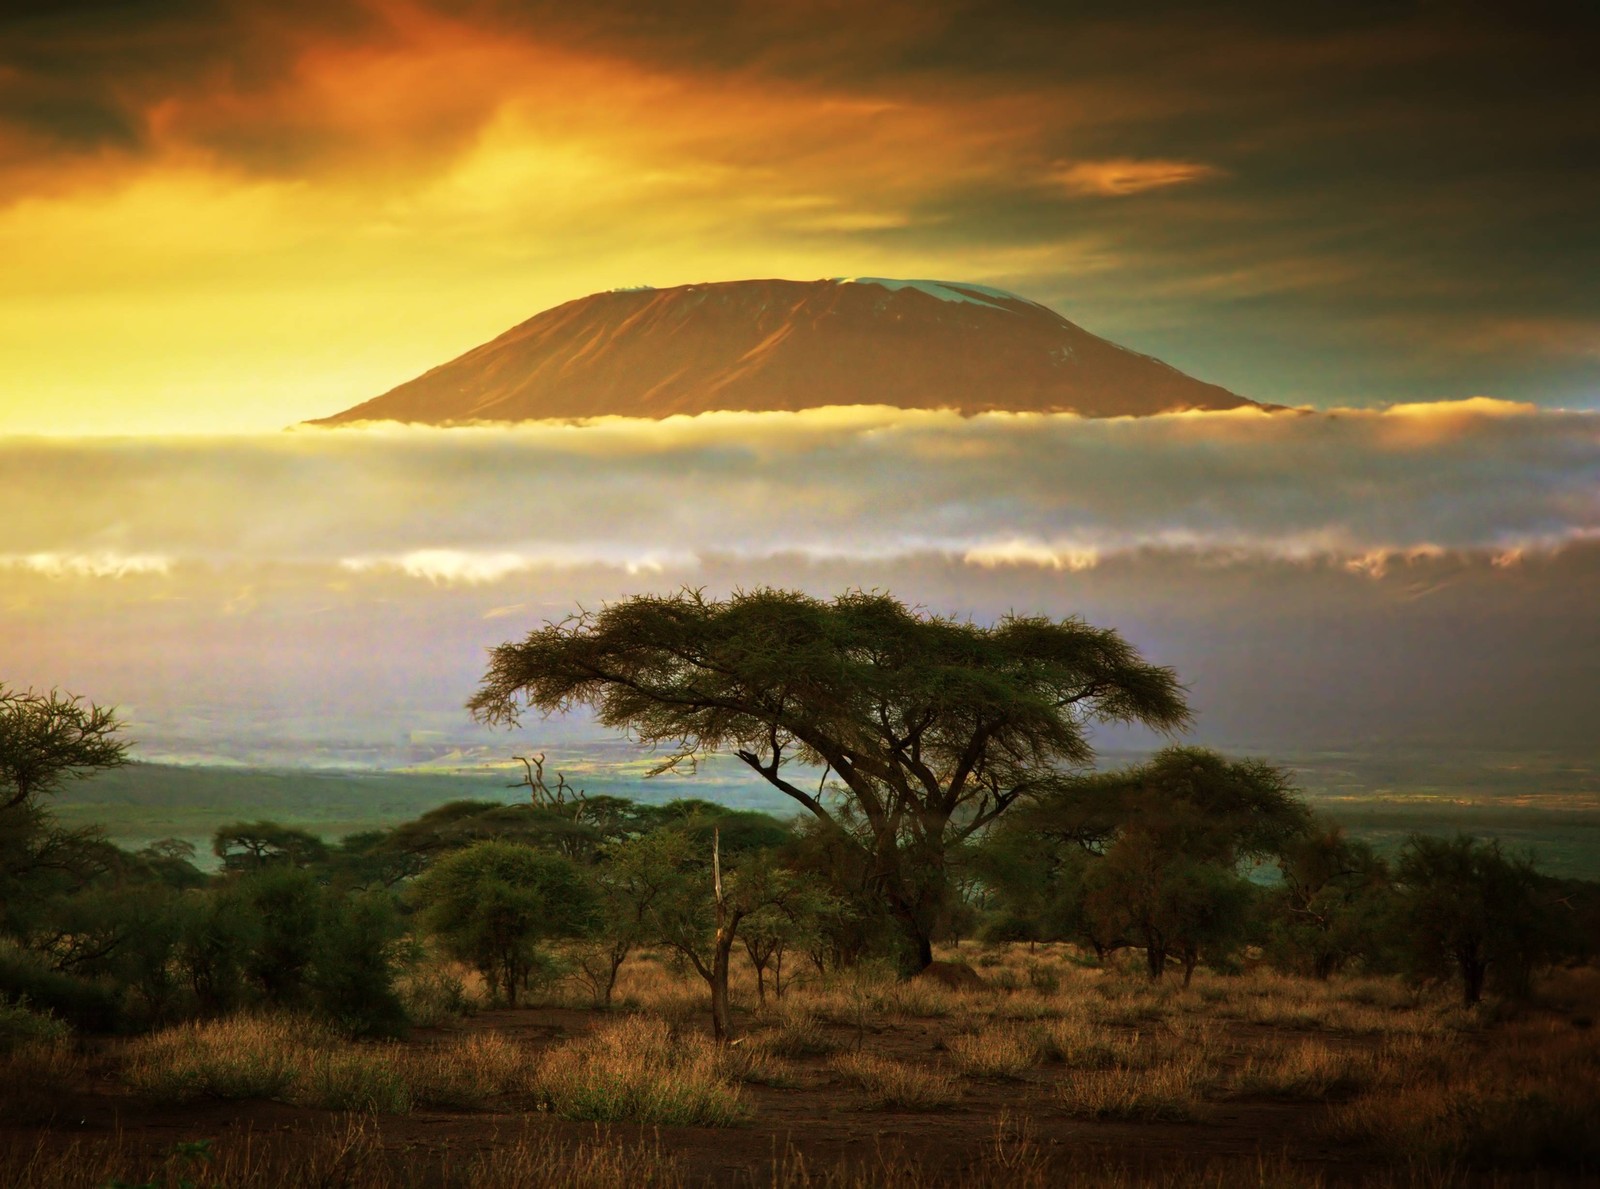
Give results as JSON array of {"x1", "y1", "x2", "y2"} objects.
[{"x1": 0, "y1": 1002, "x2": 1452, "y2": 1186}]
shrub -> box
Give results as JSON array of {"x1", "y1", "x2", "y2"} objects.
[
  {"x1": 0, "y1": 994, "x2": 70, "y2": 1054},
  {"x1": 311, "y1": 890, "x2": 408, "y2": 1038},
  {"x1": 0, "y1": 946, "x2": 120, "y2": 1031},
  {"x1": 411, "y1": 842, "x2": 597, "y2": 1007},
  {"x1": 398, "y1": 962, "x2": 479, "y2": 1026}
]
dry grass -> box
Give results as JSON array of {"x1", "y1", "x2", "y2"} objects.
[
  {"x1": 0, "y1": 1037, "x2": 87, "y2": 1124},
  {"x1": 0, "y1": 1116, "x2": 689, "y2": 1189},
  {"x1": 394, "y1": 1031, "x2": 537, "y2": 1107},
  {"x1": 123, "y1": 1015, "x2": 318, "y2": 1104},
  {"x1": 1033, "y1": 1013, "x2": 1142, "y2": 1070},
  {"x1": 534, "y1": 1014, "x2": 748, "y2": 1126},
  {"x1": 746, "y1": 1009, "x2": 840, "y2": 1058},
  {"x1": 0, "y1": 1112, "x2": 1406, "y2": 1188},
  {"x1": 121, "y1": 1016, "x2": 538, "y2": 1113},
  {"x1": 946, "y1": 1025, "x2": 1042, "y2": 1079},
  {"x1": 830, "y1": 1051, "x2": 961, "y2": 1110},
  {"x1": 1325, "y1": 1010, "x2": 1600, "y2": 1174},
  {"x1": 1229, "y1": 1037, "x2": 1379, "y2": 1101},
  {"x1": 31, "y1": 946, "x2": 1600, "y2": 1184},
  {"x1": 1055, "y1": 1055, "x2": 1210, "y2": 1122}
]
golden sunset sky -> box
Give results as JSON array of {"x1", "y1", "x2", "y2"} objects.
[{"x1": 3, "y1": 0, "x2": 1596, "y2": 432}]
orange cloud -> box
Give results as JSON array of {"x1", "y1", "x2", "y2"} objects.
[{"x1": 1051, "y1": 158, "x2": 1221, "y2": 197}]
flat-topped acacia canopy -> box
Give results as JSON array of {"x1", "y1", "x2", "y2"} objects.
[{"x1": 469, "y1": 588, "x2": 1189, "y2": 970}]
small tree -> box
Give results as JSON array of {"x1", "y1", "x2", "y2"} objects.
[
  {"x1": 1269, "y1": 825, "x2": 1393, "y2": 979},
  {"x1": 1396, "y1": 834, "x2": 1564, "y2": 1006},
  {"x1": 1025, "y1": 747, "x2": 1306, "y2": 980},
  {"x1": 410, "y1": 841, "x2": 596, "y2": 1006},
  {"x1": 609, "y1": 827, "x2": 808, "y2": 1040},
  {"x1": 0, "y1": 686, "x2": 129, "y2": 942},
  {"x1": 564, "y1": 838, "x2": 678, "y2": 1008}
]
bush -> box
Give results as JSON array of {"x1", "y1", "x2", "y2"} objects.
[
  {"x1": 0, "y1": 995, "x2": 70, "y2": 1054},
  {"x1": 311, "y1": 890, "x2": 408, "y2": 1038},
  {"x1": 0, "y1": 946, "x2": 120, "y2": 1032}
]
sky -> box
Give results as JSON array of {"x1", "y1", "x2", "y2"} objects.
[
  {"x1": 2, "y1": 0, "x2": 1597, "y2": 432},
  {"x1": 3, "y1": 2, "x2": 1598, "y2": 769}
]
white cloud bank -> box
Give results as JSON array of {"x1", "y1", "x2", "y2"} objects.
[{"x1": 3, "y1": 401, "x2": 1595, "y2": 582}]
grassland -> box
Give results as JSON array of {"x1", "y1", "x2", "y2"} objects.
[{"x1": 4, "y1": 944, "x2": 1597, "y2": 1186}]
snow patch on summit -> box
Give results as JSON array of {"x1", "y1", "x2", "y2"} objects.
[{"x1": 833, "y1": 277, "x2": 1036, "y2": 311}]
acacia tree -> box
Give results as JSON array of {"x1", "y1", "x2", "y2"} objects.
[
  {"x1": 468, "y1": 588, "x2": 1188, "y2": 971},
  {"x1": 0, "y1": 685, "x2": 128, "y2": 812},
  {"x1": 1, "y1": 685, "x2": 129, "y2": 943}
]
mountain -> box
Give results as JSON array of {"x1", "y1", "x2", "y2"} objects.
[{"x1": 310, "y1": 278, "x2": 1258, "y2": 424}]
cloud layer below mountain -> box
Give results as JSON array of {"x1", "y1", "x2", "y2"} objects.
[
  {"x1": 6, "y1": 402, "x2": 1596, "y2": 758},
  {"x1": 5, "y1": 402, "x2": 1595, "y2": 580}
]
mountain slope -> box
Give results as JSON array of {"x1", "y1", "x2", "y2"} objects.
[{"x1": 311, "y1": 278, "x2": 1257, "y2": 424}]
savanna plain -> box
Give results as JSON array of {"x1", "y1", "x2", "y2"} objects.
[{"x1": 5, "y1": 945, "x2": 1599, "y2": 1187}]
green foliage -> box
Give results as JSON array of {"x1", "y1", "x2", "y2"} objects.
[
  {"x1": 410, "y1": 841, "x2": 597, "y2": 1005},
  {"x1": 0, "y1": 944, "x2": 120, "y2": 1031},
  {"x1": 0, "y1": 994, "x2": 70, "y2": 1054},
  {"x1": 173, "y1": 887, "x2": 258, "y2": 1015},
  {"x1": 132, "y1": 838, "x2": 208, "y2": 890},
  {"x1": 235, "y1": 866, "x2": 323, "y2": 1005},
  {"x1": 310, "y1": 889, "x2": 408, "y2": 1038},
  {"x1": 990, "y1": 747, "x2": 1307, "y2": 980},
  {"x1": 1085, "y1": 834, "x2": 1256, "y2": 984}
]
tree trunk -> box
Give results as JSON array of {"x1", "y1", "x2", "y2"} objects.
[
  {"x1": 708, "y1": 827, "x2": 740, "y2": 1042},
  {"x1": 710, "y1": 935, "x2": 734, "y2": 1041},
  {"x1": 1144, "y1": 934, "x2": 1166, "y2": 981},
  {"x1": 885, "y1": 889, "x2": 937, "y2": 975},
  {"x1": 1460, "y1": 950, "x2": 1488, "y2": 1006},
  {"x1": 602, "y1": 942, "x2": 628, "y2": 1008}
]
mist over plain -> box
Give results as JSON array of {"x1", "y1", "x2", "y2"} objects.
[{"x1": 5, "y1": 401, "x2": 1597, "y2": 758}]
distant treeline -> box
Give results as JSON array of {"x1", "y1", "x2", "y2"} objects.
[{"x1": 5, "y1": 754, "x2": 1599, "y2": 1046}]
